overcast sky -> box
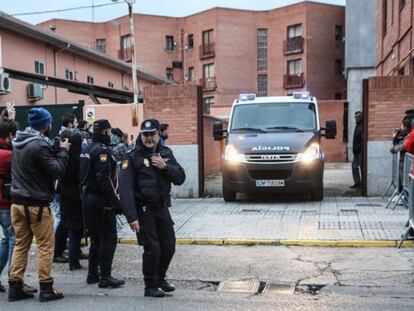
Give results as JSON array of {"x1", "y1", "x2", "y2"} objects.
[{"x1": 1, "y1": 0, "x2": 345, "y2": 25}]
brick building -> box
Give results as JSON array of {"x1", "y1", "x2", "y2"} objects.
[
  {"x1": 38, "y1": 1, "x2": 346, "y2": 117},
  {"x1": 377, "y1": 0, "x2": 414, "y2": 76},
  {"x1": 0, "y1": 12, "x2": 170, "y2": 136}
]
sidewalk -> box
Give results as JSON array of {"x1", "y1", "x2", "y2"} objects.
[{"x1": 117, "y1": 196, "x2": 413, "y2": 247}]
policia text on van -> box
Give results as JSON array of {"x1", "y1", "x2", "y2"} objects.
[{"x1": 213, "y1": 92, "x2": 336, "y2": 202}]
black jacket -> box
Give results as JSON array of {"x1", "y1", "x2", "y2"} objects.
[
  {"x1": 352, "y1": 122, "x2": 363, "y2": 155},
  {"x1": 119, "y1": 142, "x2": 186, "y2": 223},
  {"x1": 11, "y1": 128, "x2": 69, "y2": 206},
  {"x1": 60, "y1": 130, "x2": 83, "y2": 229},
  {"x1": 79, "y1": 136, "x2": 120, "y2": 212}
]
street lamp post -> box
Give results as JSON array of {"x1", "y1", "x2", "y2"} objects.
[{"x1": 113, "y1": 0, "x2": 139, "y2": 126}]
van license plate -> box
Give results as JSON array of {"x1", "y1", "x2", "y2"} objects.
[{"x1": 256, "y1": 180, "x2": 285, "y2": 187}]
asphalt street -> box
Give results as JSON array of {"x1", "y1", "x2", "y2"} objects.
[{"x1": 1, "y1": 244, "x2": 413, "y2": 310}]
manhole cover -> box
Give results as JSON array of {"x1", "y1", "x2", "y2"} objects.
[
  {"x1": 217, "y1": 281, "x2": 260, "y2": 293},
  {"x1": 263, "y1": 283, "x2": 295, "y2": 295}
]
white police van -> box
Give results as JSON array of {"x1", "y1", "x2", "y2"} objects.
[{"x1": 213, "y1": 92, "x2": 337, "y2": 202}]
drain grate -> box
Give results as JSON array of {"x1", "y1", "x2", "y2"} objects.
[
  {"x1": 217, "y1": 281, "x2": 261, "y2": 293},
  {"x1": 355, "y1": 203, "x2": 382, "y2": 207},
  {"x1": 263, "y1": 283, "x2": 295, "y2": 295}
]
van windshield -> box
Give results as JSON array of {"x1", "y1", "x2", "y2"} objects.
[{"x1": 230, "y1": 102, "x2": 317, "y2": 132}]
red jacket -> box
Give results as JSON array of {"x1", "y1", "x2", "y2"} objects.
[
  {"x1": 0, "y1": 138, "x2": 12, "y2": 209},
  {"x1": 403, "y1": 130, "x2": 414, "y2": 175}
]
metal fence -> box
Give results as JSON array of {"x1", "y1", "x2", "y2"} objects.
[
  {"x1": 398, "y1": 173, "x2": 414, "y2": 248},
  {"x1": 384, "y1": 152, "x2": 401, "y2": 209}
]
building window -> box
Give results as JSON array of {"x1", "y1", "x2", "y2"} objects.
[
  {"x1": 287, "y1": 24, "x2": 302, "y2": 39},
  {"x1": 165, "y1": 36, "x2": 174, "y2": 51},
  {"x1": 188, "y1": 67, "x2": 194, "y2": 81},
  {"x1": 203, "y1": 96, "x2": 214, "y2": 114},
  {"x1": 287, "y1": 59, "x2": 302, "y2": 76},
  {"x1": 108, "y1": 81, "x2": 114, "y2": 88},
  {"x1": 399, "y1": 67, "x2": 405, "y2": 75},
  {"x1": 203, "y1": 63, "x2": 214, "y2": 79},
  {"x1": 34, "y1": 60, "x2": 45, "y2": 75},
  {"x1": 202, "y1": 29, "x2": 214, "y2": 46},
  {"x1": 257, "y1": 74, "x2": 268, "y2": 97},
  {"x1": 257, "y1": 29, "x2": 268, "y2": 71},
  {"x1": 383, "y1": 0, "x2": 388, "y2": 36},
  {"x1": 335, "y1": 59, "x2": 344, "y2": 75},
  {"x1": 65, "y1": 68, "x2": 74, "y2": 80},
  {"x1": 87, "y1": 75, "x2": 94, "y2": 84},
  {"x1": 121, "y1": 35, "x2": 131, "y2": 51},
  {"x1": 187, "y1": 34, "x2": 194, "y2": 49},
  {"x1": 96, "y1": 39, "x2": 106, "y2": 53},
  {"x1": 335, "y1": 25, "x2": 343, "y2": 41},
  {"x1": 334, "y1": 93, "x2": 342, "y2": 100},
  {"x1": 166, "y1": 68, "x2": 173, "y2": 80}
]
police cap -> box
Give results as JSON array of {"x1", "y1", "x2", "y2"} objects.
[
  {"x1": 140, "y1": 119, "x2": 160, "y2": 133},
  {"x1": 93, "y1": 119, "x2": 111, "y2": 132}
]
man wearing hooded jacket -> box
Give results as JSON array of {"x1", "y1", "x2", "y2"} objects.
[
  {"x1": 119, "y1": 119, "x2": 185, "y2": 297},
  {"x1": 9, "y1": 108, "x2": 70, "y2": 302}
]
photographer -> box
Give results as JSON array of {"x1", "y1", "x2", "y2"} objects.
[{"x1": 9, "y1": 108, "x2": 70, "y2": 302}]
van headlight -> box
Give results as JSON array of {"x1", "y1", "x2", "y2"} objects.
[
  {"x1": 224, "y1": 144, "x2": 246, "y2": 163},
  {"x1": 297, "y1": 143, "x2": 320, "y2": 163}
]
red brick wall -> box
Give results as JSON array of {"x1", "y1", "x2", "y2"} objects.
[
  {"x1": 368, "y1": 76, "x2": 414, "y2": 141},
  {"x1": 203, "y1": 117, "x2": 227, "y2": 175},
  {"x1": 143, "y1": 84, "x2": 200, "y2": 145},
  {"x1": 319, "y1": 100, "x2": 347, "y2": 162}
]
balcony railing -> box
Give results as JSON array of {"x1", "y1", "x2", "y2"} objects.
[
  {"x1": 283, "y1": 37, "x2": 304, "y2": 55},
  {"x1": 283, "y1": 73, "x2": 305, "y2": 89},
  {"x1": 200, "y1": 77, "x2": 217, "y2": 91},
  {"x1": 117, "y1": 47, "x2": 132, "y2": 62},
  {"x1": 199, "y1": 43, "x2": 215, "y2": 59}
]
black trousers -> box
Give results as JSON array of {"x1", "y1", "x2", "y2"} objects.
[
  {"x1": 54, "y1": 223, "x2": 68, "y2": 257},
  {"x1": 68, "y1": 228, "x2": 82, "y2": 268},
  {"x1": 136, "y1": 207, "x2": 175, "y2": 289},
  {"x1": 352, "y1": 152, "x2": 362, "y2": 185},
  {"x1": 87, "y1": 210, "x2": 117, "y2": 278}
]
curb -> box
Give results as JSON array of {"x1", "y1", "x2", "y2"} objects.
[{"x1": 117, "y1": 238, "x2": 414, "y2": 248}]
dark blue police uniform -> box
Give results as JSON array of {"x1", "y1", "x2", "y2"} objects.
[
  {"x1": 79, "y1": 119, "x2": 124, "y2": 288},
  {"x1": 119, "y1": 119, "x2": 185, "y2": 297}
]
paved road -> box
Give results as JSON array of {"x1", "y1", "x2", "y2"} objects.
[
  {"x1": 118, "y1": 196, "x2": 408, "y2": 242},
  {"x1": 1, "y1": 244, "x2": 413, "y2": 310}
]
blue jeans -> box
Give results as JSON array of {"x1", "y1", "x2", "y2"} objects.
[
  {"x1": 0, "y1": 210, "x2": 15, "y2": 276},
  {"x1": 51, "y1": 194, "x2": 61, "y2": 231}
]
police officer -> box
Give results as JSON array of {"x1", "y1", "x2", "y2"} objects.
[
  {"x1": 79, "y1": 119, "x2": 124, "y2": 288},
  {"x1": 119, "y1": 119, "x2": 185, "y2": 297}
]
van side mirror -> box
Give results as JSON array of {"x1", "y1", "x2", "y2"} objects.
[
  {"x1": 323, "y1": 120, "x2": 337, "y2": 139},
  {"x1": 213, "y1": 121, "x2": 227, "y2": 141}
]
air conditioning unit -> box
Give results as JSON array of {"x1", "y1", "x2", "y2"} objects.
[
  {"x1": 0, "y1": 73, "x2": 11, "y2": 94},
  {"x1": 27, "y1": 83, "x2": 44, "y2": 101}
]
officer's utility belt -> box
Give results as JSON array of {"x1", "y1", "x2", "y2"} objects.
[{"x1": 23, "y1": 205, "x2": 50, "y2": 225}]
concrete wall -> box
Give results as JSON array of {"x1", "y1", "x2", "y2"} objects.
[
  {"x1": 345, "y1": 0, "x2": 377, "y2": 69},
  {"x1": 367, "y1": 141, "x2": 392, "y2": 195},
  {"x1": 346, "y1": 68, "x2": 376, "y2": 158}
]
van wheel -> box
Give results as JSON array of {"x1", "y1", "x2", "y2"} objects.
[
  {"x1": 223, "y1": 183, "x2": 236, "y2": 202},
  {"x1": 311, "y1": 179, "x2": 324, "y2": 201}
]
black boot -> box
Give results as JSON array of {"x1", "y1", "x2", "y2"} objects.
[
  {"x1": 159, "y1": 280, "x2": 175, "y2": 292},
  {"x1": 87, "y1": 265, "x2": 100, "y2": 284},
  {"x1": 144, "y1": 287, "x2": 165, "y2": 298},
  {"x1": 8, "y1": 280, "x2": 35, "y2": 302},
  {"x1": 39, "y1": 281, "x2": 64, "y2": 302},
  {"x1": 98, "y1": 276, "x2": 125, "y2": 288},
  {"x1": 0, "y1": 281, "x2": 5, "y2": 292},
  {"x1": 23, "y1": 283, "x2": 38, "y2": 294}
]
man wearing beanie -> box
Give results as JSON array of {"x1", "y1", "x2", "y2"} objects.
[
  {"x1": 79, "y1": 119, "x2": 124, "y2": 288},
  {"x1": 8, "y1": 107, "x2": 70, "y2": 302}
]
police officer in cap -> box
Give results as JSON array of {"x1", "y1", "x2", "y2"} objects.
[
  {"x1": 79, "y1": 119, "x2": 125, "y2": 288},
  {"x1": 119, "y1": 119, "x2": 185, "y2": 297}
]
